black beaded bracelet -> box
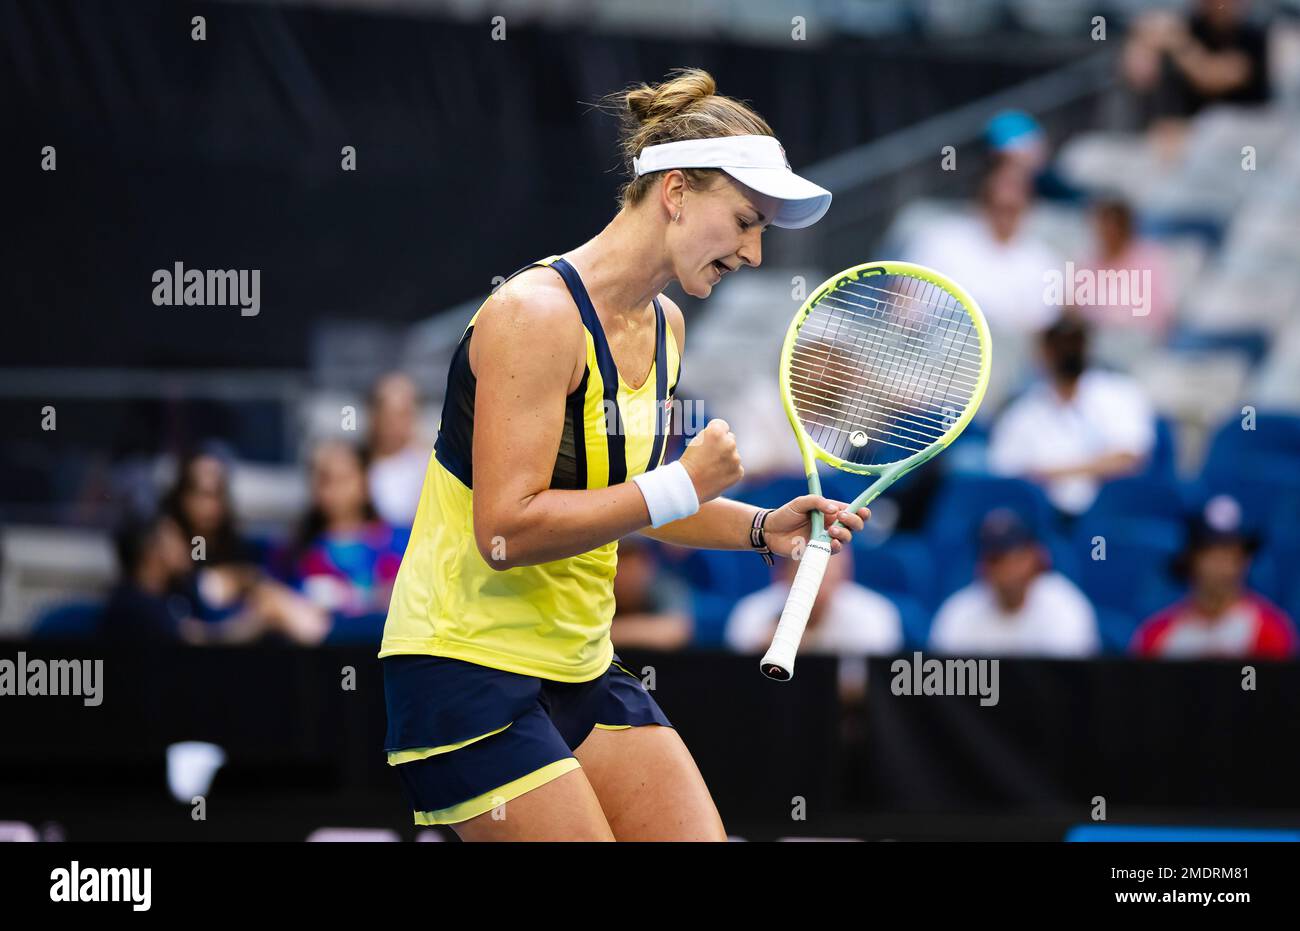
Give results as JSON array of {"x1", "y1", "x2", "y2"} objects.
[{"x1": 749, "y1": 508, "x2": 775, "y2": 566}]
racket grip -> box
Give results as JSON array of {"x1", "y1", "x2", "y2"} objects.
[{"x1": 759, "y1": 540, "x2": 832, "y2": 681}]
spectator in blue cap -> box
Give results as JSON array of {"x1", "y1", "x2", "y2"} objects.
[
  {"x1": 984, "y1": 109, "x2": 1082, "y2": 203},
  {"x1": 929, "y1": 508, "x2": 1098, "y2": 657}
]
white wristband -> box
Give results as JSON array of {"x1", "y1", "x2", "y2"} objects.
[{"x1": 632, "y1": 461, "x2": 700, "y2": 528}]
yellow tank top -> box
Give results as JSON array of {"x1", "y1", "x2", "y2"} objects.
[{"x1": 379, "y1": 256, "x2": 682, "y2": 681}]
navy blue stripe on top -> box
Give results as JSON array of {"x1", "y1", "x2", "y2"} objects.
[
  {"x1": 548, "y1": 257, "x2": 631, "y2": 485},
  {"x1": 646, "y1": 296, "x2": 668, "y2": 472}
]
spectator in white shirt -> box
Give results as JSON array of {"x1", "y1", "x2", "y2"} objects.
[
  {"x1": 726, "y1": 546, "x2": 902, "y2": 700},
  {"x1": 906, "y1": 156, "x2": 1063, "y2": 411},
  {"x1": 907, "y1": 157, "x2": 1062, "y2": 334},
  {"x1": 366, "y1": 372, "x2": 430, "y2": 529},
  {"x1": 930, "y1": 509, "x2": 1099, "y2": 658},
  {"x1": 988, "y1": 315, "x2": 1154, "y2": 516}
]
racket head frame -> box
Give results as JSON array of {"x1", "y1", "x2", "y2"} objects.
[{"x1": 777, "y1": 260, "x2": 993, "y2": 541}]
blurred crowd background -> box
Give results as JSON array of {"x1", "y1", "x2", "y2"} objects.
[{"x1": 4, "y1": 0, "x2": 1300, "y2": 838}]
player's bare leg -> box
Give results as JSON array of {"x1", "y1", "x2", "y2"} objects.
[
  {"x1": 451, "y1": 766, "x2": 615, "y2": 842},
  {"x1": 574, "y1": 724, "x2": 726, "y2": 841}
]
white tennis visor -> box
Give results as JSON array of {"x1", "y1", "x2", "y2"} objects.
[{"x1": 631, "y1": 134, "x2": 832, "y2": 230}]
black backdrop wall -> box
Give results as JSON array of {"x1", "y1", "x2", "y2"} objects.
[
  {"x1": 3, "y1": 645, "x2": 1298, "y2": 840},
  {"x1": 3, "y1": 0, "x2": 1066, "y2": 370}
]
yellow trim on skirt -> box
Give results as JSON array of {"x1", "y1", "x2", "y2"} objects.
[
  {"x1": 412, "y1": 758, "x2": 582, "y2": 826},
  {"x1": 386, "y1": 723, "x2": 513, "y2": 766}
]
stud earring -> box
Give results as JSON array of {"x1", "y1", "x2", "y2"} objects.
[{"x1": 674, "y1": 210, "x2": 681, "y2": 223}]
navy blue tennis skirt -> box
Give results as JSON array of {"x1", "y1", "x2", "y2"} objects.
[{"x1": 382, "y1": 653, "x2": 672, "y2": 825}]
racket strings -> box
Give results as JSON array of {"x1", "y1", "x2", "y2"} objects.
[
  {"x1": 819, "y1": 291, "x2": 985, "y2": 372},
  {"x1": 791, "y1": 294, "x2": 977, "y2": 460},
  {"x1": 792, "y1": 303, "x2": 977, "y2": 452},
  {"x1": 788, "y1": 274, "x2": 981, "y2": 466},
  {"x1": 802, "y1": 290, "x2": 981, "y2": 409},
  {"x1": 825, "y1": 283, "x2": 983, "y2": 388}
]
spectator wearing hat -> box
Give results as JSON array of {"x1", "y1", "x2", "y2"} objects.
[
  {"x1": 984, "y1": 109, "x2": 1083, "y2": 204},
  {"x1": 906, "y1": 155, "x2": 1062, "y2": 337},
  {"x1": 905, "y1": 155, "x2": 1063, "y2": 413},
  {"x1": 929, "y1": 509, "x2": 1099, "y2": 657},
  {"x1": 1131, "y1": 495, "x2": 1298, "y2": 659},
  {"x1": 988, "y1": 315, "x2": 1155, "y2": 517}
]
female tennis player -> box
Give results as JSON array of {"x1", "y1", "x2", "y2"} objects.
[{"x1": 380, "y1": 67, "x2": 871, "y2": 841}]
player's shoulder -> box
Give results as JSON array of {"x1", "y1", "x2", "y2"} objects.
[
  {"x1": 477, "y1": 268, "x2": 582, "y2": 341},
  {"x1": 657, "y1": 292, "x2": 685, "y2": 354},
  {"x1": 489, "y1": 266, "x2": 576, "y2": 318}
]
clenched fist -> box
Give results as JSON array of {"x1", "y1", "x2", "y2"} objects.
[{"x1": 679, "y1": 418, "x2": 744, "y2": 503}]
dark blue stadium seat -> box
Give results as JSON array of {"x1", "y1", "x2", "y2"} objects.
[
  {"x1": 928, "y1": 538, "x2": 980, "y2": 604},
  {"x1": 1095, "y1": 606, "x2": 1138, "y2": 654},
  {"x1": 1202, "y1": 412, "x2": 1300, "y2": 482},
  {"x1": 1286, "y1": 588, "x2": 1300, "y2": 631},
  {"x1": 690, "y1": 590, "x2": 738, "y2": 649},
  {"x1": 1044, "y1": 533, "x2": 1082, "y2": 585},
  {"x1": 1088, "y1": 474, "x2": 1188, "y2": 523},
  {"x1": 1166, "y1": 329, "x2": 1270, "y2": 367},
  {"x1": 924, "y1": 475, "x2": 1057, "y2": 544},
  {"x1": 733, "y1": 473, "x2": 811, "y2": 511},
  {"x1": 884, "y1": 592, "x2": 932, "y2": 651},
  {"x1": 1272, "y1": 538, "x2": 1300, "y2": 611},
  {"x1": 1247, "y1": 548, "x2": 1282, "y2": 607},
  {"x1": 1069, "y1": 517, "x2": 1185, "y2": 613},
  {"x1": 850, "y1": 532, "x2": 936, "y2": 607},
  {"x1": 31, "y1": 600, "x2": 104, "y2": 639},
  {"x1": 1137, "y1": 415, "x2": 1178, "y2": 481},
  {"x1": 677, "y1": 546, "x2": 771, "y2": 600}
]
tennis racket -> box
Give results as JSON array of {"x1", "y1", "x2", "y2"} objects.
[{"x1": 759, "y1": 261, "x2": 992, "y2": 681}]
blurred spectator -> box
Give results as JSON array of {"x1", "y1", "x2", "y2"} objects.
[
  {"x1": 280, "y1": 441, "x2": 407, "y2": 624},
  {"x1": 988, "y1": 315, "x2": 1154, "y2": 516},
  {"x1": 929, "y1": 509, "x2": 1099, "y2": 657},
  {"x1": 164, "y1": 448, "x2": 256, "y2": 567},
  {"x1": 907, "y1": 155, "x2": 1061, "y2": 334},
  {"x1": 610, "y1": 537, "x2": 693, "y2": 650},
  {"x1": 1131, "y1": 496, "x2": 1298, "y2": 660},
  {"x1": 906, "y1": 155, "x2": 1062, "y2": 412},
  {"x1": 1123, "y1": 0, "x2": 1270, "y2": 152},
  {"x1": 1079, "y1": 195, "x2": 1175, "y2": 335},
  {"x1": 102, "y1": 512, "x2": 315, "y2": 645},
  {"x1": 366, "y1": 372, "x2": 430, "y2": 529},
  {"x1": 726, "y1": 546, "x2": 902, "y2": 700},
  {"x1": 102, "y1": 512, "x2": 202, "y2": 643},
  {"x1": 985, "y1": 109, "x2": 1084, "y2": 204},
  {"x1": 163, "y1": 448, "x2": 328, "y2": 643}
]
